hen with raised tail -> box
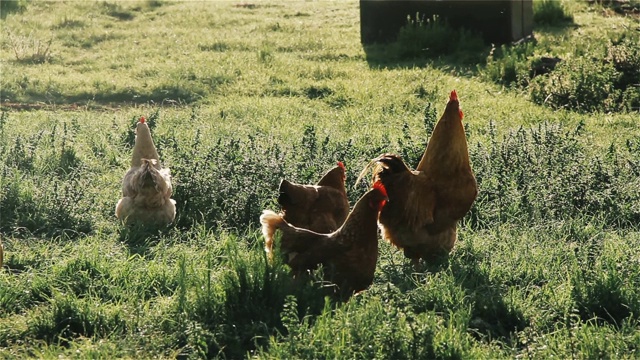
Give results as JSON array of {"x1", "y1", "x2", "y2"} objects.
[
  {"x1": 115, "y1": 116, "x2": 176, "y2": 226},
  {"x1": 359, "y1": 90, "x2": 477, "y2": 266}
]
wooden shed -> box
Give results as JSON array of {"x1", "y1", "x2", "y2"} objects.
[{"x1": 360, "y1": 0, "x2": 533, "y2": 45}]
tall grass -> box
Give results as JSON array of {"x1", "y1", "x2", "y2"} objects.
[
  {"x1": 393, "y1": 13, "x2": 486, "y2": 63},
  {"x1": 533, "y1": 0, "x2": 574, "y2": 25},
  {"x1": 1, "y1": 106, "x2": 639, "y2": 358}
]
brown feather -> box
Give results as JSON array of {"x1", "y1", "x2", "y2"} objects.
[{"x1": 269, "y1": 163, "x2": 350, "y2": 256}]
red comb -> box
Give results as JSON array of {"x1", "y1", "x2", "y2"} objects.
[
  {"x1": 450, "y1": 90, "x2": 463, "y2": 119},
  {"x1": 337, "y1": 161, "x2": 346, "y2": 171},
  {"x1": 373, "y1": 180, "x2": 388, "y2": 198},
  {"x1": 139, "y1": 116, "x2": 146, "y2": 124}
]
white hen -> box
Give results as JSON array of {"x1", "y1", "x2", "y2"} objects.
[{"x1": 115, "y1": 117, "x2": 176, "y2": 225}]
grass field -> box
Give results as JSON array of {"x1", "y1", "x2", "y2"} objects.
[{"x1": 1, "y1": 0, "x2": 639, "y2": 358}]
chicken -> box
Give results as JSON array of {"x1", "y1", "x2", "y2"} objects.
[
  {"x1": 260, "y1": 181, "x2": 388, "y2": 298},
  {"x1": 360, "y1": 90, "x2": 477, "y2": 265},
  {"x1": 115, "y1": 116, "x2": 176, "y2": 226},
  {"x1": 264, "y1": 161, "x2": 349, "y2": 256}
]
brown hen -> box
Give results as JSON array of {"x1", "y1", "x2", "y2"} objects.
[
  {"x1": 260, "y1": 182, "x2": 388, "y2": 298},
  {"x1": 362, "y1": 90, "x2": 477, "y2": 265},
  {"x1": 264, "y1": 162, "x2": 349, "y2": 256}
]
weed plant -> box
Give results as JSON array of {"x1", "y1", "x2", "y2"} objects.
[
  {"x1": 479, "y1": 0, "x2": 639, "y2": 113},
  {"x1": 393, "y1": 13, "x2": 487, "y2": 64},
  {"x1": 529, "y1": 32, "x2": 640, "y2": 113},
  {"x1": 591, "y1": 0, "x2": 640, "y2": 14},
  {"x1": 483, "y1": 30, "x2": 640, "y2": 113},
  {"x1": 6, "y1": 31, "x2": 53, "y2": 64},
  {"x1": 533, "y1": 0, "x2": 574, "y2": 25},
  {"x1": 483, "y1": 41, "x2": 537, "y2": 87}
]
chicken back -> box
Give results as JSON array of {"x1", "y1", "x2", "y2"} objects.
[{"x1": 265, "y1": 162, "x2": 349, "y2": 256}]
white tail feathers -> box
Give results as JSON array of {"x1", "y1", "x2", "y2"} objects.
[
  {"x1": 125, "y1": 160, "x2": 162, "y2": 195},
  {"x1": 140, "y1": 160, "x2": 171, "y2": 192},
  {"x1": 260, "y1": 210, "x2": 285, "y2": 260}
]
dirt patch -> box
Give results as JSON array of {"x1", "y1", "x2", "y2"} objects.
[
  {"x1": 0, "y1": 102, "x2": 116, "y2": 112},
  {"x1": 589, "y1": 0, "x2": 640, "y2": 17},
  {"x1": 0, "y1": 101, "x2": 186, "y2": 112}
]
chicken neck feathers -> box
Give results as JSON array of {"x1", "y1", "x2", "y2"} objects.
[
  {"x1": 416, "y1": 98, "x2": 471, "y2": 174},
  {"x1": 131, "y1": 122, "x2": 161, "y2": 168},
  {"x1": 316, "y1": 165, "x2": 346, "y2": 191}
]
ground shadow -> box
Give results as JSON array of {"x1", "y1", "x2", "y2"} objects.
[
  {"x1": 379, "y1": 245, "x2": 527, "y2": 341},
  {"x1": 0, "y1": 85, "x2": 204, "y2": 111},
  {"x1": 117, "y1": 223, "x2": 173, "y2": 257},
  {"x1": 360, "y1": 0, "x2": 512, "y2": 71},
  {"x1": 450, "y1": 252, "x2": 528, "y2": 339},
  {"x1": 0, "y1": 1, "x2": 26, "y2": 19},
  {"x1": 359, "y1": 0, "x2": 577, "y2": 75}
]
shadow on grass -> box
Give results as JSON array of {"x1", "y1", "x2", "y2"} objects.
[
  {"x1": 0, "y1": 0, "x2": 27, "y2": 19},
  {"x1": 359, "y1": 1, "x2": 498, "y2": 74},
  {"x1": 533, "y1": 22, "x2": 578, "y2": 37},
  {"x1": 361, "y1": 42, "x2": 489, "y2": 79},
  {"x1": 450, "y1": 249, "x2": 528, "y2": 339},
  {"x1": 359, "y1": 2, "x2": 577, "y2": 77},
  {"x1": 117, "y1": 223, "x2": 174, "y2": 256},
  {"x1": 1, "y1": 84, "x2": 208, "y2": 110},
  {"x1": 378, "y1": 243, "x2": 527, "y2": 341}
]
